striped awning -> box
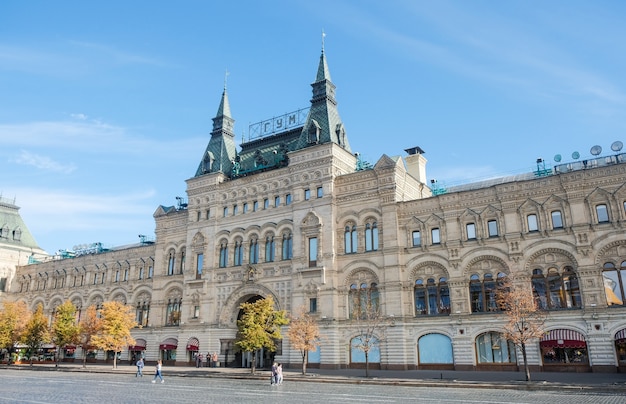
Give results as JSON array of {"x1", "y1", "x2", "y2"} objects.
[
  {"x1": 129, "y1": 338, "x2": 147, "y2": 351},
  {"x1": 159, "y1": 337, "x2": 178, "y2": 350},
  {"x1": 615, "y1": 328, "x2": 626, "y2": 341},
  {"x1": 186, "y1": 337, "x2": 200, "y2": 351},
  {"x1": 540, "y1": 329, "x2": 586, "y2": 348}
]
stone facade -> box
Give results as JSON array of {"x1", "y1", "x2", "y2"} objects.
[{"x1": 6, "y1": 50, "x2": 626, "y2": 372}]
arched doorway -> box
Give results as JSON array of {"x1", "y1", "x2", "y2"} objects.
[
  {"x1": 540, "y1": 329, "x2": 589, "y2": 372},
  {"x1": 233, "y1": 294, "x2": 275, "y2": 369}
]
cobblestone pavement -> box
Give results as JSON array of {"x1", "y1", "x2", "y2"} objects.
[{"x1": 0, "y1": 368, "x2": 625, "y2": 404}]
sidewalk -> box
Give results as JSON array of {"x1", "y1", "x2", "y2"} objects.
[{"x1": 3, "y1": 362, "x2": 626, "y2": 393}]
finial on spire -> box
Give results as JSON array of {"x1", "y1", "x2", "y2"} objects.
[
  {"x1": 321, "y1": 29, "x2": 326, "y2": 53},
  {"x1": 224, "y1": 69, "x2": 230, "y2": 90}
]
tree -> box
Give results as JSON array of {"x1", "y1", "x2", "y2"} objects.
[
  {"x1": 78, "y1": 305, "x2": 102, "y2": 368},
  {"x1": 236, "y1": 296, "x2": 289, "y2": 374},
  {"x1": 0, "y1": 301, "x2": 30, "y2": 364},
  {"x1": 51, "y1": 300, "x2": 80, "y2": 367},
  {"x1": 22, "y1": 303, "x2": 50, "y2": 365},
  {"x1": 496, "y1": 279, "x2": 546, "y2": 382},
  {"x1": 350, "y1": 289, "x2": 387, "y2": 377},
  {"x1": 91, "y1": 301, "x2": 136, "y2": 369},
  {"x1": 286, "y1": 306, "x2": 321, "y2": 375}
]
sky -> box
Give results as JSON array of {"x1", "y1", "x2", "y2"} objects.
[{"x1": 1, "y1": 0, "x2": 626, "y2": 254}]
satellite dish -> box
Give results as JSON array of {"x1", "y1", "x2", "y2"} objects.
[
  {"x1": 590, "y1": 145, "x2": 602, "y2": 156},
  {"x1": 572, "y1": 151, "x2": 580, "y2": 160},
  {"x1": 611, "y1": 141, "x2": 623, "y2": 152},
  {"x1": 554, "y1": 154, "x2": 562, "y2": 162}
]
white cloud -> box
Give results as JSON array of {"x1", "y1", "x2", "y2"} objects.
[{"x1": 12, "y1": 150, "x2": 76, "y2": 174}]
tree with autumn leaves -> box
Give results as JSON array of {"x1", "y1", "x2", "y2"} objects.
[
  {"x1": 51, "y1": 300, "x2": 80, "y2": 367},
  {"x1": 78, "y1": 305, "x2": 102, "y2": 368},
  {"x1": 0, "y1": 301, "x2": 30, "y2": 364},
  {"x1": 22, "y1": 303, "x2": 51, "y2": 364},
  {"x1": 496, "y1": 279, "x2": 546, "y2": 382},
  {"x1": 91, "y1": 301, "x2": 136, "y2": 369},
  {"x1": 236, "y1": 296, "x2": 288, "y2": 374},
  {"x1": 286, "y1": 306, "x2": 320, "y2": 375}
]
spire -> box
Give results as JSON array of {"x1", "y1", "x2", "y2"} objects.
[
  {"x1": 296, "y1": 37, "x2": 351, "y2": 153},
  {"x1": 195, "y1": 78, "x2": 237, "y2": 177}
]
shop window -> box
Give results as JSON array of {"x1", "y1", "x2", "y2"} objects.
[
  {"x1": 540, "y1": 329, "x2": 588, "y2": 364},
  {"x1": 418, "y1": 334, "x2": 453, "y2": 365},
  {"x1": 476, "y1": 332, "x2": 517, "y2": 364}
]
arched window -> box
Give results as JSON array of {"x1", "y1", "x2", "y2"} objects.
[
  {"x1": 165, "y1": 298, "x2": 182, "y2": 326},
  {"x1": 532, "y1": 266, "x2": 581, "y2": 310},
  {"x1": 344, "y1": 224, "x2": 357, "y2": 254},
  {"x1": 281, "y1": 232, "x2": 293, "y2": 260},
  {"x1": 602, "y1": 261, "x2": 625, "y2": 306},
  {"x1": 349, "y1": 282, "x2": 379, "y2": 319},
  {"x1": 233, "y1": 240, "x2": 243, "y2": 266},
  {"x1": 135, "y1": 301, "x2": 150, "y2": 327},
  {"x1": 179, "y1": 249, "x2": 186, "y2": 274},
  {"x1": 414, "y1": 277, "x2": 450, "y2": 316},
  {"x1": 249, "y1": 238, "x2": 259, "y2": 264},
  {"x1": 167, "y1": 252, "x2": 175, "y2": 276},
  {"x1": 265, "y1": 235, "x2": 275, "y2": 262},
  {"x1": 365, "y1": 222, "x2": 379, "y2": 251},
  {"x1": 476, "y1": 332, "x2": 517, "y2": 364},
  {"x1": 219, "y1": 242, "x2": 228, "y2": 268},
  {"x1": 470, "y1": 273, "x2": 505, "y2": 313}
]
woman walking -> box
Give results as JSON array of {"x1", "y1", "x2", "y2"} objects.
[{"x1": 152, "y1": 360, "x2": 164, "y2": 383}]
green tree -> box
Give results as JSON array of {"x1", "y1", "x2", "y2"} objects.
[
  {"x1": 51, "y1": 300, "x2": 80, "y2": 367},
  {"x1": 78, "y1": 305, "x2": 102, "y2": 368},
  {"x1": 286, "y1": 306, "x2": 320, "y2": 375},
  {"x1": 91, "y1": 301, "x2": 136, "y2": 369},
  {"x1": 22, "y1": 303, "x2": 50, "y2": 365},
  {"x1": 496, "y1": 279, "x2": 546, "y2": 382},
  {"x1": 236, "y1": 296, "x2": 289, "y2": 374},
  {"x1": 0, "y1": 301, "x2": 30, "y2": 364}
]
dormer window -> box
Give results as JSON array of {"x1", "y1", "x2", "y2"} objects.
[{"x1": 308, "y1": 120, "x2": 320, "y2": 144}]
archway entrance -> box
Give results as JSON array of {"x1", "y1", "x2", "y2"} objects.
[{"x1": 233, "y1": 294, "x2": 274, "y2": 369}]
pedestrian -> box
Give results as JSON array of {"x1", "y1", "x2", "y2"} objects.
[
  {"x1": 135, "y1": 357, "x2": 144, "y2": 377},
  {"x1": 197, "y1": 353, "x2": 203, "y2": 368},
  {"x1": 270, "y1": 362, "x2": 278, "y2": 385},
  {"x1": 276, "y1": 363, "x2": 283, "y2": 384},
  {"x1": 211, "y1": 352, "x2": 218, "y2": 367},
  {"x1": 206, "y1": 352, "x2": 211, "y2": 368},
  {"x1": 152, "y1": 359, "x2": 164, "y2": 383}
]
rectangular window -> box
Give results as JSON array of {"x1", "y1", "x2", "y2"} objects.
[
  {"x1": 138, "y1": 267, "x2": 144, "y2": 280},
  {"x1": 309, "y1": 237, "x2": 318, "y2": 267},
  {"x1": 487, "y1": 220, "x2": 498, "y2": 237},
  {"x1": 264, "y1": 198, "x2": 269, "y2": 209},
  {"x1": 431, "y1": 228, "x2": 440, "y2": 245},
  {"x1": 253, "y1": 201, "x2": 258, "y2": 212},
  {"x1": 196, "y1": 253, "x2": 203, "y2": 279},
  {"x1": 286, "y1": 194, "x2": 292, "y2": 205},
  {"x1": 304, "y1": 189, "x2": 311, "y2": 200},
  {"x1": 197, "y1": 211, "x2": 201, "y2": 221},
  {"x1": 412, "y1": 230, "x2": 421, "y2": 247},
  {"x1": 551, "y1": 210, "x2": 563, "y2": 229},
  {"x1": 223, "y1": 207, "x2": 228, "y2": 217},
  {"x1": 148, "y1": 266, "x2": 153, "y2": 278},
  {"x1": 466, "y1": 223, "x2": 476, "y2": 240},
  {"x1": 317, "y1": 187, "x2": 323, "y2": 198},
  {"x1": 233, "y1": 205, "x2": 238, "y2": 215},
  {"x1": 274, "y1": 196, "x2": 280, "y2": 207},
  {"x1": 527, "y1": 214, "x2": 538, "y2": 232},
  {"x1": 193, "y1": 305, "x2": 200, "y2": 318},
  {"x1": 123, "y1": 269, "x2": 128, "y2": 281},
  {"x1": 243, "y1": 203, "x2": 249, "y2": 213},
  {"x1": 596, "y1": 204, "x2": 609, "y2": 223},
  {"x1": 309, "y1": 298, "x2": 318, "y2": 313}
]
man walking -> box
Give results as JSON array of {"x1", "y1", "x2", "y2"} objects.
[{"x1": 135, "y1": 357, "x2": 144, "y2": 377}]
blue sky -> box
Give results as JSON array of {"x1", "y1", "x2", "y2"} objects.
[{"x1": 1, "y1": 0, "x2": 625, "y2": 254}]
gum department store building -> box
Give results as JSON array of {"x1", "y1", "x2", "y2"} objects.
[{"x1": 5, "y1": 48, "x2": 626, "y2": 373}]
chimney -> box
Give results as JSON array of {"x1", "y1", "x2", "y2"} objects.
[{"x1": 404, "y1": 147, "x2": 427, "y2": 184}]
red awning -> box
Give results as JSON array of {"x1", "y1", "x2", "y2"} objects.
[
  {"x1": 129, "y1": 345, "x2": 146, "y2": 351},
  {"x1": 540, "y1": 329, "x2": 587, "y2": 348},
  {"x1": 186, "y1": 337, "x2": 199, "y2": 351},
  {"x1": 159, "y1": 344, "x2": 177, "y2": 350}
]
